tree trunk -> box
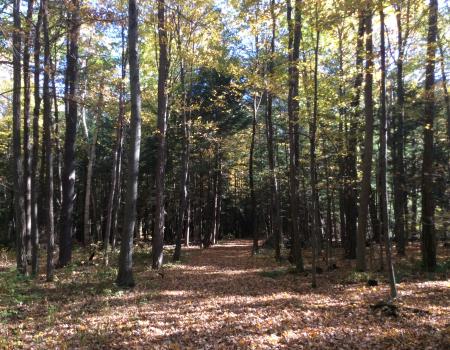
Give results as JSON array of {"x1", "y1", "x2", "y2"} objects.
[
  {"x1": 116, "y1": 0, "x2": 142, "y2": 287},
  {"x1": 59, "y1": 0, "x2": 80, "y2": 267},
  {"x1": 379, "y1": 6, "x2": 397, "y2": 299},
  {"x1": 31, "y1": 2, "x2": 42, "y2": 276},
  {"x1": 12, "y1": 0, "x2": 27, "y2": 275},
  {"x1": 421, "y1": 0, "x2": 438, "y2": 272},
  {"x1": 23, "y1": 0, "x2": 35, "y2": 262},
  {"x1": 174, "y1": 17, "x2": 191, "y2": 261},
  {"x1": 393, "y1": 2, "x2": 407, "y2": 256},
  {"x1": 344, "y1": 13, "x2": 364, "y2": 259},
  {"x1": 152, "y1": 0, "x2": 169, "y2": 270},
  {"x1": 265, "y1": 0, "x2": 282, "y2": 261},
  {"x1": 43, "y1": 0, "x2": 55, "y2": 282},
  {"x1": 83, "y1": 86, "x2": 103, "y2": 245},
  {"x1": 105, "y1": 26, "x2": 126, "y2": 266},
  {"x1": 287, "y1": 0, "x2": 304, "y2": 271},
  {"x1": 310, "y1": 23, "x2": 320, "y2": 288},
  {"x1": 356, "y1": 10, "x2": 374, "y2": 272}
]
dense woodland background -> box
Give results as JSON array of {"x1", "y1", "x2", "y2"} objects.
[{"x1": 0, "y1": 0, "x2": 449, "y2": 346}]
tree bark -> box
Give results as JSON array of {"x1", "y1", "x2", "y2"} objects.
[
  {"x1": 287, "y1": 0, "x2": 304, "y2": 271},
  {"x1": 23, "y1": 0, "x2": 35, "y2": 262},
  {"x1": 310, "y1": 22, "x2": 320, "y2": 288},
  {"x1": 174, "y1": 14, "x2": 191, "y2": 261},
  {"x1": 116, "y1": 0, "x2": 142, "y2": 287},
  {"x1": 152, "y1": 0, "x2": 169, "y2": 269},
  {"x1": 356, "y1": 9, "x2": 374, "y2": 272},
  {"x1": 105, "y1": 26, "x2": 126, "y2": 265},
  {"x1": 12, "y1": 0, "x2": 27, "y2": 275},
  {"x1": 393, "y1": 1, "x2": 408, "y2": 255},
  {"x1": 265, "y1": 0, "x2": 282, "y2": 261},
  {"x1": 379, "y1": 7, "x2": 397, "y2": 298},
  {"x1": 421, "y1": 0, "x2": 438, "y2": 272},
  {"x1": 344, "y1": 13, "x2": 364, "y2": 259},
  {"x1": 59, "y1": 0, "x2": 80, "y2": 267},
  {"x1": 83, "y1": 85, "x2": 103, "y2": 245},
  {"x1": 43, "y1": 0, "x2": 55, "y2": 282},
  {"x1": 31, "y1": 2, "x2": 42, "y2": 276}
]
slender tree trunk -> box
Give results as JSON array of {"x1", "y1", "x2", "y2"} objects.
[
  {"x1": 393, "y1": 3, "x2": 407, "y2": 255},
  {"x1": 12, "y1": 0, "x2": 27, "y2": 275},
  {"x1": 152, "y1": 0, "x2": 169, "y2": 270},
  {"x1": 356, "y1": 10, "x2": 374, "y2": 272},
  {"x1": 23, "y1": 0, "x2": 35, "y2": 262},
  {"x1": 344, "y1": 13, "x2": 364, "y2": 259},
  {"x1": 51, "y1": 51, "x2": 63, "y2": 215},
  {"x1": 43, "y1": 0, "x2": 55, "y2": 282},
  {"x1": 310, "y1": 23, "x2": 320, "y2": 288},
  {"x1": 31, "y1": 2, "x2": 42, "y2": 276},
  {"x1": 59, "y1": 0, "x2": 80, "y2": 267},
  {"x1": 105, "y1": 26, "x2": 126, "y2": 265},
  {"x1": 116, "y1": 0, "x2": 142, "y2": 287},
  {"x1": 287, "y1": 0, "x2": 304, "y2": 271},
  {"x1": 174, "y1": 16, "x2": 190, "y2": 261},
  {"x1": 421, "y1": 0, "x2": 438, "y2": 272},
  {"x1": 249, "y1": 93, "x2": 259, "y2": 254},
  {"x1": 83, "y1": 86, "x2": 103, "y2": 245},
  {"x1": 379, "y1": 6, "x2": 397, "y2": 299},
  {"x1": 265, "y1": 0, "x2": 282, "y2": 261},
  {"x1": 438, "y1": 39, "x2": 450, "y2": 142}
]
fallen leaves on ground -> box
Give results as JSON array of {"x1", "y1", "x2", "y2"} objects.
[{"x1": 0, "y1": 241, "x2": 449, "y2": 349}]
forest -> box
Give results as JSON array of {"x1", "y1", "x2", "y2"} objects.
[{"x1": 0, "y1": 0, "x2": 449, "y2": 348}]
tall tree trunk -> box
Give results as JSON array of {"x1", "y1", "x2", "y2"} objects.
[
  {"x1": 265, "y1": 0, "x2": 282, "y2": 261},
  {"x1": 83, "y1": 86, "x2": 103, "y2": 245},
  {"x1": 344, "y1": 13, "x2": 364, "y2": 259},
  {"x1": 43, "y1": 0, "x2": 55, "y2": 282},
  {"x1": 356, "y1": 9, "x2": 374, "y2": 272},
  {"x1": 116, "y1": 0, "x2": 142, "y2": 287},
  {"x1": 310, "y1": 22, "x2": 320, "y2": 288},
  {"x1": 438, "y1": 38, "x2": 450, "y2": 142},
  {"x1": 379, "y1": 7, "x2": 397, "y2": 298},
  {"x1": 51, "y1": 50, "x2": 63, "y2": 216},
  {"x1": 152, "y1": 0, "x2": 169, "y2": 270},
  {"x1": 59, "y1": 0, "x2": 80, "y2": 267},
  {"x1": 105, "y1": 26, "x2": 126, "y2": 266},
  {"x1": 249, "y1": 92, "x2": 259, "y2": 254},
  {"x1": 12, "y1": 0, "x2": 27, "y2": 275},
  {"x1": 31, "y1": 2, "x2": 42, "y2": 276},
  {"x1": 174, "y1": 15, "x2": 190, "y2": 261},
  {"x1": 421, "y1": 0, "x2": 438, "y2": 272},
  {"x1": 393, "y1": 2, "x2": 407, "y2": 255},
  {"x1": 287, "y1": 0, "x2": 304, "y2": 271},
  {"x1": 23, "y1": 0, "x2": 35, "y2": 262}
]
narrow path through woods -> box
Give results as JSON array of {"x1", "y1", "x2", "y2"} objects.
[{"x1": 1, "y1": 240, "x2": 448, "y2": 349}]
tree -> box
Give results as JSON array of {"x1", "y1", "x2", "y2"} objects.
[
  {"x1": 379, "y1": 5, "x2": 397, "y2": 298},
  {"x1": 12, "y1": 0, "x2": 27, "y2": 276},
  {"x1": 343, "y1": 12, "x2": 364, "y2": 260},
  {"x1": 105, "y1": 25, "x2": 126, "y2": 266},
  {"x1": 356, "y1": 8, "x2": 374, "y2": 272},
  {"x1": 59, "y1": 0, "x2": 81, "y2": 267},
  {"x1": 23, "y1": 0, "x2": 35, "y2": 262},
  {"x1": 392, "y1": 0, "x2": 410, "y2": 256},
  {"x1": 42, "y1": 0, "x2": 55, "y2": 282},
  {"x1": 152, "y1": 0, "x2": 169, "y2": 270},
  {"x1": 116, "y1": 0, "x2": 142, "y2": 287},
  {"x1": 310, "y1": 6, "x2": 320, "y2": 287},
  {"x1": 31, "y1": 0, "x2": 42, "y2": 276},
  {"x1": 265, "y1": 0, "x2": 282, "y2": 261},
  {"x1": 421, "y1": 0, "x2": 438, "y2": 272},
  {"x1": 287, "y1": 0, "x2": 304, "y2": 271}
]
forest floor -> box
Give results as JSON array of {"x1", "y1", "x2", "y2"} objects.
[{"x1": 0, "y1": 240, "x2": 449, "y2": 349}]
